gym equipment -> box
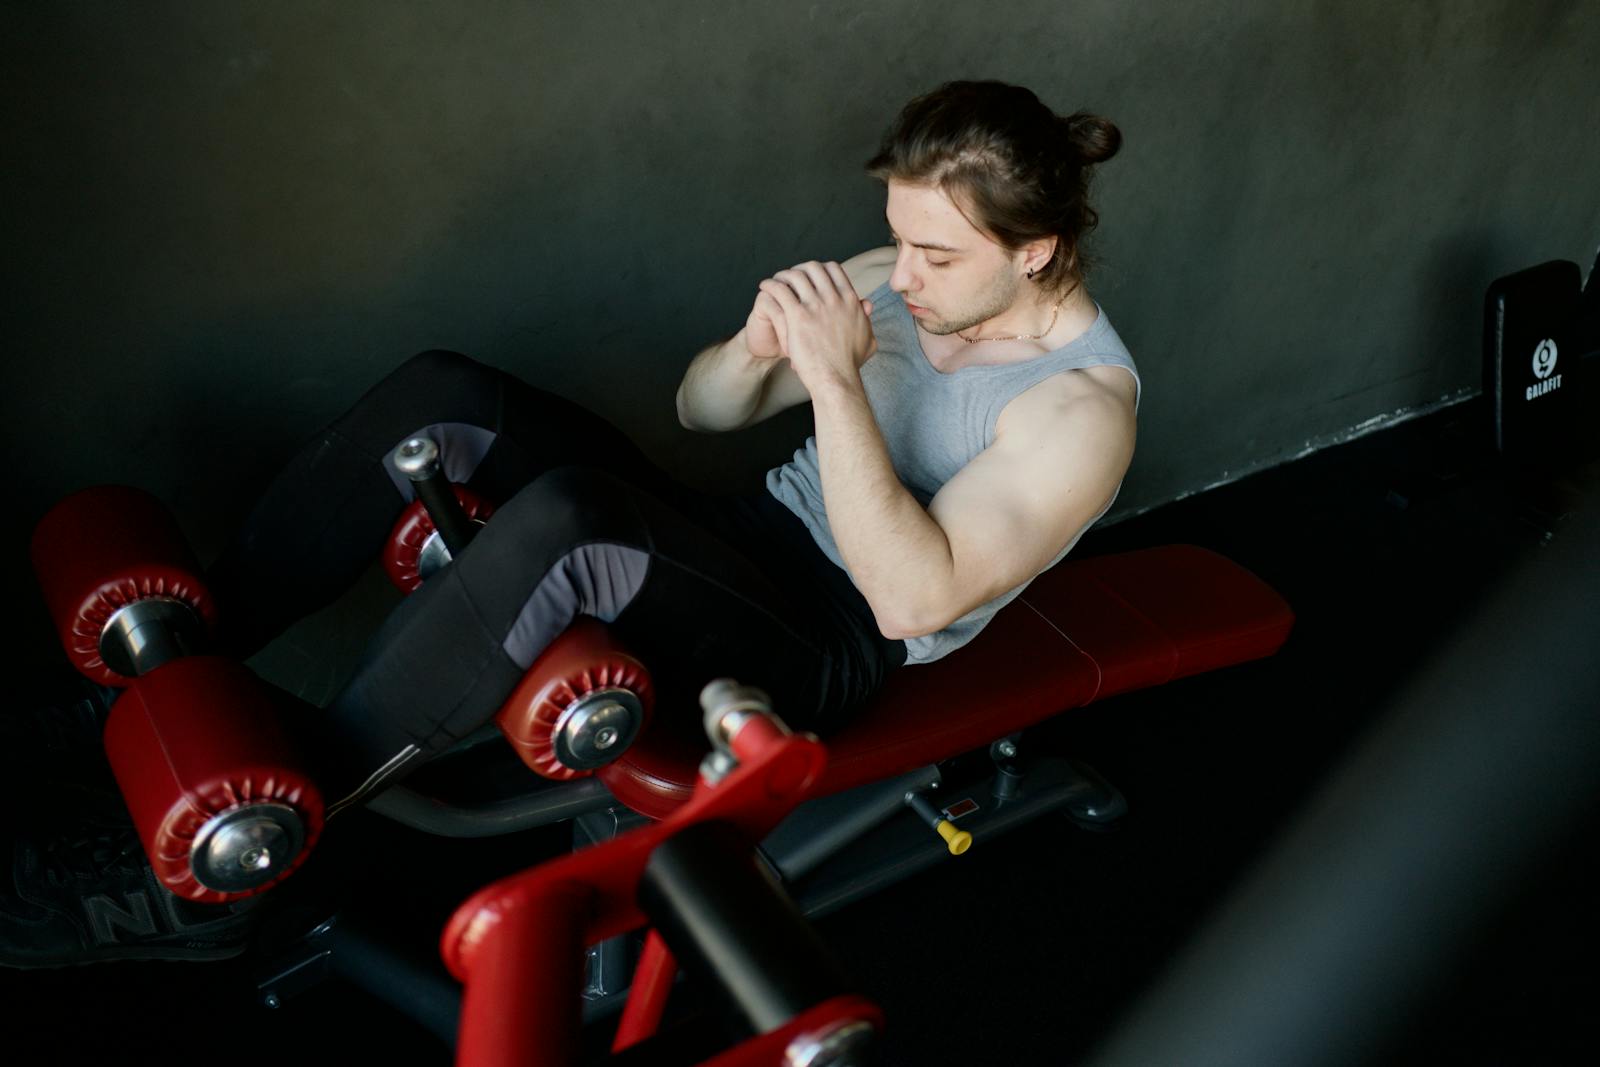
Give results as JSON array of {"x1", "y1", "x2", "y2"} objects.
[
  {"x1": 1485, "y1": 260, "x2": 1584, "y2": 463},
  {"x1": 30, "y1": 486, "x2": 325, "y2": 902},
  {"x1": 446, "y1": 681, "x2": 881, "y2": 1066},
  {"x1": 385, "y1": 435, "x2": 495, "y2": 590},
  {"x1": 28, "y1": 433, "x2": 1294, "y2": 1058}
]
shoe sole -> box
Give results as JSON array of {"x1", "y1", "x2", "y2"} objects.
[{"x1": 0, "y1": 942, "x2": 249, "y2": 970}]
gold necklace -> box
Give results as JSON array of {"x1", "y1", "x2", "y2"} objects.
[{"x1": 957, "y1": 299, "x2": 1063, "y2": 344}]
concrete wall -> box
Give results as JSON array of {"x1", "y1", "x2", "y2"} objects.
[{"x1": 5, "y1": 1, "x2": 1597, "y2": 568}]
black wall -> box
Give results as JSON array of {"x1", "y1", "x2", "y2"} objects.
[{"x1": 5, "y1": 0, "x2": 1597, "y2": 564}]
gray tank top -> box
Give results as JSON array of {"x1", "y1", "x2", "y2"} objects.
[{"x1": 766, "y1": 281, "x2": 1141, "y2": 664}]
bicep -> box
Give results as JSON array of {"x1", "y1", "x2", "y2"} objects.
[{"x1": 928, "y1": 394, "x2": 1135, "y2": 617}]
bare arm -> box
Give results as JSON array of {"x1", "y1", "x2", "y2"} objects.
[
  {"x1": 675, "y1": 327, "x2": 812, "y2": 432},
  {"x1": 758, "y1": 259, "x2": 1137, "y2": 640},
  {"x1": 808, "y1": 367, "x2": 1134, "y2": 638},
  {"x1": 676, "y1": 248, "x2": 894, "y2": 433}
]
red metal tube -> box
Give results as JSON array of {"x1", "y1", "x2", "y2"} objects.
[
  {"x1": 610, "y1": 930, "x2": 677, "y2": 1053},
  {"x1": 455, "y1": 879, "x2": 594, "y2": 1067}
]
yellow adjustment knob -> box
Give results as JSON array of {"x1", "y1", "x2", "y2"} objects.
[{"x1": 936, "y1": 820, "x2": 973, "y2": 856}]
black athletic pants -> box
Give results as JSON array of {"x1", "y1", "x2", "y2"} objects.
[{"x1": 207, "y1": 351, "x2": 906, "y2": 804}]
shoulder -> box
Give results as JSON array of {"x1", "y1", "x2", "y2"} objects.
[
  {"x1": 841, "y1": 246, "x2": 896, "y2": 296},
  {"x1": 995, "y1": 367, "x2": 1137, "y2": 458}
]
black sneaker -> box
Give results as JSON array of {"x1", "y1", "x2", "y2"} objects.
[{"x1": 0, "y1": 822, "x2": 261, "y2": 968}]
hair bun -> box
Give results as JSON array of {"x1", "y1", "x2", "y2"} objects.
[{"x1": 1063, "y1": 112, "x2": 1122, "y2": 165}]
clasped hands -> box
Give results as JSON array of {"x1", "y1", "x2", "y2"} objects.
[{"x1": 746, "y1": 261, "x2": 877, "y2": 392}]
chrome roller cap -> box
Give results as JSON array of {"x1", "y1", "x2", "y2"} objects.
[
  {"x1": 190, "y1": 803, "x2": 305, "y2": 893},
  {"x1": 553, "y1": 688, "x2": 645, "y2": 771},
  {"x1": 392, "y1": 436, "x2": 441, "y2": 481}
]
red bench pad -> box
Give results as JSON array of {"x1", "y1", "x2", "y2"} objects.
[{"x1": 600, "y1": 545, "x2": 1293, "y2": 818}]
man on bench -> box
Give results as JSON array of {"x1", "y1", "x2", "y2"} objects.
[{"x1": 1, "y1": 79, "x2": 1136, "y2": 968}]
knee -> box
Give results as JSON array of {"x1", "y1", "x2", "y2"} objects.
[
  {"x1": 353, "y1": 350, "x2": 506, "y2": 447},
  {"x1": 386, "y1": 349, "x2": 495, "y2": 392},
  {"x1": 354, "y1": 349, "x2": 493, "y2": 418}
]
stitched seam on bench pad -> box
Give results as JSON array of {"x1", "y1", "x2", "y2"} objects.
[{"x1": 1017, "y1": 597, "x2": 1104, "y2": 702}]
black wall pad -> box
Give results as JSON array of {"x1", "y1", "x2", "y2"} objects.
[{"x1": 1484, "y1": 260, "x2": 1583, "y2": 461}]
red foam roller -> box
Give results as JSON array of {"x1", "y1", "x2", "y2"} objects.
[
  {"x1": 382, "y1": 483, "x2": 495, "y2": 593},
  {"x1": 495, "y1": 617, "x2": 654, "y2": 780},
  {"x1": 104, "y1": 656, "x2": 324, "y2": 904},
  {"x1": 30, "y1": 485, "x2": 216, "y2": 686}
]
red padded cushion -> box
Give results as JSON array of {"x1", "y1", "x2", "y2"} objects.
[
  {"x1": 1022, "y1": 544, "x2": 1296, "y2": 696},
  {"x1": 104, "y1": 656, "x2": 324, "y2": 904},
  {"x1": 597, "y1": 730, "x2": 701, "y2": 819},
  {"x1": 383, "y1": 484, "x2": 496, "y2": 593},
  {"x1": 30, "y1": 486, "x2": 217, "y2": 686},
  {"x1": 495, "y1": 617, "x2": 655, "y2": 780},
  {"x1": 599, "y1": 545, "x2": 1294, "y2": 817}
]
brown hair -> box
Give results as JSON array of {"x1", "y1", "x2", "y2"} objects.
[{"x1": 866, "y1": 81, "x2": 1121, "y2": 296}]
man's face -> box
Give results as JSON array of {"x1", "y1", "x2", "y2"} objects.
[{"x1": 884, "y1": 179, "x2": 1024, "y2": 336}]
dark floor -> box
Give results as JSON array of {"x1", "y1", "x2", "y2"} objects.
[
  {"x1": 4, "y1": 392, "x2": 1597, "y2": 1066},
  {"x1": 825, "y1": 399, "x2": 1600, "y2": 1066}
]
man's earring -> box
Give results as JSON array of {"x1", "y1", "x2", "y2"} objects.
[{"x1": 1026, "y1": 269, "x2": 1036, "y2": 279}]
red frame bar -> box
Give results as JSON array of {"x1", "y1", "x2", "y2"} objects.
[
  {"x1": 610, "y1": 930, "x2": 676, "y2": 1053},
  {"x1": 445, "y1": 719, "x2": 876, "y2": 1066}
]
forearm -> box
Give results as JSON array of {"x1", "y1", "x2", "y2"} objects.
[
  {"x1": 811, "y1": 377, "x2": 956, "y2": 639},
  {"x1": 676, "y1": 329, "x2": 781, "y2": 432}
]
